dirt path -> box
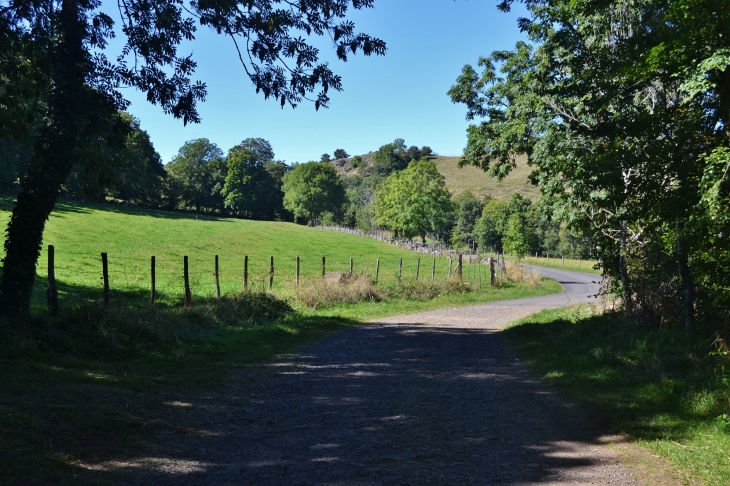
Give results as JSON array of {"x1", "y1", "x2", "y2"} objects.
[{"x1": 96, "y1": 268, "x2": 667, "y2": 485}]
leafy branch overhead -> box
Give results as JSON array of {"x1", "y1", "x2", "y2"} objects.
[
  {"x1": 111, "y1": 0, "x2": 387, "y2": 118},
  {"x1": 0, "y1": 0, "x2": 386, "y2": 319}
]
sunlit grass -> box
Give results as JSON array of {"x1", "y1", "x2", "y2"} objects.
[
  {"x1": 432, "y1": 155, "x2": 541, "y2": 201},
  {"x1": 503, "y1": 306, "x2": 730, "y2": 485},
  {"x1": 521, "y1": 255, "x2": 601, "y2": 275}
]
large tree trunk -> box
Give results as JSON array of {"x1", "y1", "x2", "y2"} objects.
[
  {"x1": 0, "y1": 0, "x2": 85, "y2": 322},
  {"x1": 677, "y1": 234, "x2": 694, "y2": 329},
  {"x1": 619, "y1": 221, "x2": 632, "y2": 314}
]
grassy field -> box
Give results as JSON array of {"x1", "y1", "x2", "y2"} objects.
[
  {"x1": 503, "y1": 306, "x2": 730, "y2": 485},
  {"x1": 0, "y1": 195, "x2": 563, "y2": 484},
  {"x1": 521, "y1": 255, "x2": 602, "y2": 275},
  {"x1": 0, "y1": 196, "x2": 490, "y2": 313}
]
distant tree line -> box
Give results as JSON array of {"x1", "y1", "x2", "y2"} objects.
[{"x1": 4, "y1": 127, "x2": 578, "y2": 257}]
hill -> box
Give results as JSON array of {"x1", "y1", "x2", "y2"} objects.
[
  {"x1": 430, "y1": 155, "x2": 540, "y2": 202},
  {"x1": 332, "y1": 153, "x2": 541, "y2": 202}
]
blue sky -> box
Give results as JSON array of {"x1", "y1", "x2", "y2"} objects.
[{"x1": 107, "y1": 1, "x2": 529, "y2": 164}]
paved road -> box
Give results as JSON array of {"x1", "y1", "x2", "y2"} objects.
[
  {"x1": 102, "y1": 266, "x2": 652, "y2": 485},
  {"x1": 375, "y1": 265, "x2": 601, "y2": 329}
]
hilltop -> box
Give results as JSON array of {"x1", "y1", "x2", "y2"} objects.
[{"x1": 331, "y1": 153, "x2": 540, "y2": 202}]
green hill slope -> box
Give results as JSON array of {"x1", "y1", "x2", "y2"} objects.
[{"x1": 0, "y1": 197, "x2": 454, "y2": 308}]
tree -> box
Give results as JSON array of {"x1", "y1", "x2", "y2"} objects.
[
  {"x1": 320, "y1": 153, "x2": 332, "y2": 163},
  {"x1": 374, "y1": 159, "x2": 453, "y2": 242},
  {"x1": 333, "y1": 149, "x2": 349, "y2": 160},
  {"x1": 372, "y1": 138, "x2": 409, "y2": 174},
  {"x1": 221, "y1": 138, "x2": 275, "y2": 218},
  {"x1": 105, "y1": 114, "x2": 166, "y2": 207},
  {"x1": 0, "y1": 1, "x2": 386, "y2": 320},
  {"x1": 262, "y1": 161, "x2": 293, "y2": 221},
  {"x1": 165, "y1": 139, "x2": 226, "y2": 213},
  {"x1": 450, "y1": 0, "x2": 730, "y2": 327},
  {"x1": 451, "y1": 191, "x2": 486, "y2": 245},
  {"x1": 404, "y1": 146, "x2": 422, "y2": 162},
  {"x1": 503, "y1": 213, "x2": 532, "y2": 260},
  {"x1": 282, "y1": 162, "x2": 346, "y2": 225},
  {"x1": 472, "y1": 194, "x2": 535, "y2": 255},
  {"x1": 473, "y1": 199, "x2": 509, "y2": 253}
]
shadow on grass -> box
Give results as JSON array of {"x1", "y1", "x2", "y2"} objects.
[
  {"x1": 1, "y1": 193, "x2": 239, "y2": 222},
  {"x1": 502, "y1": 307, "x2": 730, "y2": 443},
  {"x1": 53, "y1": 198, "x2": 235, "y2": 222}
]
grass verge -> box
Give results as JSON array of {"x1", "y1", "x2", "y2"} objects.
[
  {"x1": 502, "y1": 306, "x2": 730, "y2": 486},
  {"x1": 521, "y1": 255, "x2": 601, "y2": 275}
]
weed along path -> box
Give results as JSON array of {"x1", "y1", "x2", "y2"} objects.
[{"x1": 94, "y1": 268, "x2": 667, "y2": 485}]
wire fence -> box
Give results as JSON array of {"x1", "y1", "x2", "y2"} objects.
[{"x1": 21, "y1": 245, "x2": 505, "y2": 314}]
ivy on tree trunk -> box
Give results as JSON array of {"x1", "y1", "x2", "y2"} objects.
[{"x1": 0, "y1": 0, "x2": 85, "y2": 321}]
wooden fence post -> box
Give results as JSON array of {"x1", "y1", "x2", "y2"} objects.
[
  {"x1": 269, "y1": 256, "x2": 274, "y2": 290},
  {"x1": 296, "y1": 256, "x2": 300, "y2": 287},
  {"x1": 398, "y1": 258, "x2": 403, "y2": 283},
  {"x1": 243, "y1": 255, "x2": 249, "y2": 291},
  {"x1": 416, "y1": 257, "x2": 420, "y2": 281},
  {"x1": 562, "y1": 255, "x2": 565, "y2": 265},
  {"x1": 215, "y1": 255, "x2": 221, "y2": 299},
  {"x1": 375, "y1": 258, "x2": 380, "y2": 285},
  {"x1": 448, "y1": 259, "x2": 453, "y2": 279},
  {"x1": 490, "y1": 258, "x2": 496, "y2": 286},
  {"x1": 431, "y1": 258, "x2": 436, "y2": 281},
  {"x1": 47, "y1": 245, "x2": 58, "y2": 315},
  {"x1": 150, "y1": 256, "x2": 156, "y2": 309},
  {"x1": 457, "y1": 253, "x2": 463, "y2": 281},
  {"x1": 184, "y1": 255, "x2": 192, "y2": 306},
  {"x1": 349, "y1": 257, "x2": 353, "y2": 276},
  {"x1": 322, "y1": 256, "x2": 326, "y2": 278},
  {"x1": 101, "y1": 252, "x2": 110, "y2": 309}
]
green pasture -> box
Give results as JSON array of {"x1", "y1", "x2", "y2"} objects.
[
  {"x1": 504, "y1": 306, "x2": 730, "y2": 485},
  {"x1": 0, "y1": 196, "x2": 478, "y2": 313}
]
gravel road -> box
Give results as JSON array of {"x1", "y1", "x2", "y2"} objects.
[{"x1": 105, "y1": 267, "x2": 659, "y2": 485}]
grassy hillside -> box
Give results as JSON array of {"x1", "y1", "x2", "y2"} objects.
[
  {"x1": 0, "y1": 196, "x2": 545, "y2": 312},
  {"x1": 431, "y1": 155, "x2": 541, "y2": 201},
  {"x1": 333, "y1": 153, "x2": 541, "y2": 201}
]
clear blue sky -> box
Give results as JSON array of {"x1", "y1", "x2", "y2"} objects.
[{"x1": 107, "y1": 1, "x2": 529, "y2": 164}]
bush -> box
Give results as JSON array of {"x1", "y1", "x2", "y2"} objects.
[{"x1": 295, "y1": 274, "x2": 381, "y2": 308}]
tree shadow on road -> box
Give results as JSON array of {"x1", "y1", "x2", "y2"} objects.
[{"x1": 16, "y1": 321, "x2": 648, "y2": 485}]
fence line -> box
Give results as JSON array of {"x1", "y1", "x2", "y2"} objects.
[
  {"x1": 28, "y1": 245, "x2": 503, "y2": 314},
  {"x1": 317, "y1": 224, "x2": 491, "y2": 263}
]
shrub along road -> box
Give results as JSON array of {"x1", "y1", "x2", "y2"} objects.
[{"x1": 76, "y1": 267, "x2": 687, "y2": 485}]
